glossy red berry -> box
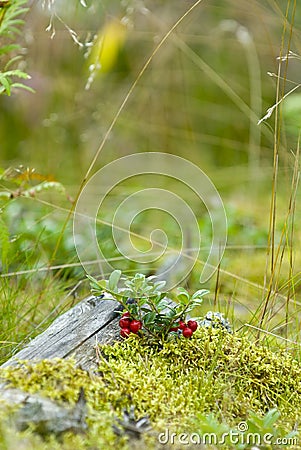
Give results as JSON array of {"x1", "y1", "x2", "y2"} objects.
[
  {"x1": 122, "y1": 311, "x2": 131, "y2": 318},
  {"x1": 179, "y1": 320, "x2": 186, "y2": 330},
  {"x1": 182, "y1": 327, "x2": 193, "y2": 338},
  {"x1": 129, "y1": 320, "x2": 142, "y2": 334},
  {"x1": 169, "y1": 326, "x2": 179, "y2": 332},
  {"x1": 119, "y1": 318, "x2": 131, "y2": 329},
  {"x1": 187, "y1": 320, "x2": 198, "y2": 332},
  {"x1": 120, "y1": 328, "x2": 131, "y2": 338}
]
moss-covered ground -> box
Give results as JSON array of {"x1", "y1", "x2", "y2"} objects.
[{"x1": 0, "y1": 327, "x2": 300, "y2": 449}]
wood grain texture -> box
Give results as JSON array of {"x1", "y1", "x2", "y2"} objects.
[{"x1": 1, "y1": 294, "x2": 122, "y2": 368}]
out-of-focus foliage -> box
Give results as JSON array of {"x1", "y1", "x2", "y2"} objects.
[
  {"x1": 85, "y1": 19, "x2": 127, "y2": 89},
  {"x1": 0, "y1": 0, "x2": 287, "y2": 176},
  {"x1": 0, "y1": 165, "x2": 74, "y2": 276},
  {"x1": 0, "y1": 0, "x2": 33, "y2": 95},
  {"x1": 283, "y1": 92, "x2": 301, "y2": 137}
]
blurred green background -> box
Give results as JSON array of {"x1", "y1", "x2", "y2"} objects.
[
  {"x1": 2, "y1": 0, "x2": 294, "y2": 177},
  {"x1": 1, "y1": 0, "x2": 301, "y2": 359}
]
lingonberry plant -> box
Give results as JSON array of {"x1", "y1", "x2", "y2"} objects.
[{"x1": 88, "y1": 270, "x2": 209, "y2": 340}]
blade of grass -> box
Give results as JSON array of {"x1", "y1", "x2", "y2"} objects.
[{"x1": 258, "y1": 0, "x2": 296, "y2": 338}]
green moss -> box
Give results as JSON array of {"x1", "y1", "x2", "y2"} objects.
[{"x1": 0, "y1": 328, "x2": 300, "y2": 449}]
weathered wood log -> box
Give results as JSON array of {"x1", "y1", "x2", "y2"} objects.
[
  {"x1": 1, "y1": 294, "x2": 176, "y2": 371},
  {"x1": 1, "y1": 293, "x2": 123, "y2": 370},
  {"x1": 0, "y1": 294, "x2": 123, "y2": 423}
]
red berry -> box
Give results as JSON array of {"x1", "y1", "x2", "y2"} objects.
[
  {"x1": 182, "y1": 327, "x2": 193, "y2": 338},
  {"x1": 179, "y1": 320, "x2": 186, "y2": 330},
  {"x1": 120, "y1": 328, "x2": 131, "y2": 338},
  {"x1": 187, "y1": 320, "x2": 198, "y2": 332},
  {"x1": 129, "y1": 320, "x2": 142, "y2": 334},
  {"x1": 119, "y1": 318, "x2": 131, "y2": 329},
  {"x1": 169, "y1": 326, "x2": 179, "y2": 332},
  {"x1": 122, "y1": 311, "x2": 131, "y2": 318}
]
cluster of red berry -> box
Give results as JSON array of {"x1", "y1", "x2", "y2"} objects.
[
  {"x1": 119, "y1": 311, "x2": 198, "y2": 339},
  {"x1": 170, "y1": 319, "x2": 198, "y2": 338},
  {"x1": 119, "y1": 312, "x2": 143, "y2": 338}
]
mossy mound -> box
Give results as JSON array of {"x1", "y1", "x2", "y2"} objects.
[{"x1": 0, "y1": 327, "x2": 300, "y2": 449}]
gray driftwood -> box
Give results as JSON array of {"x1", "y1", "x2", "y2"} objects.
[
  {"x1": 1, "y1": 294, "x2": 123, "y2": 371},
  {"x1": 0, "y1": 294, "x2": 123, "y2": 431}
]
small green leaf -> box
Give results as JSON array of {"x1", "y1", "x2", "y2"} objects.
[
  {"x1": 0, "y1": 75, "x2": 11, "y2": 95},
  {"x1": 137, "y1": 296, "x2": 147, "y2": 307},
  {"x1": 142, "y1": 285, "x2": 154, "y2": 294},
  {"x1": 0, "y1": 44, "x2": 19, "y2": 55},
  {"x1": 192, "y1": 289, "x2": 209, "y2": 299},
  {"x1": 191, "y1": 299, "x2": 204, "y2": 306},
  {"x1": 108, "y1": 269, "x2": 122, "y2": 291},
  {"x1": 146, "y1": 275, "x2": 157, "y2": 282},
  {"x1": 97, "y1": 279, "x2": 107, "y2": 289},
  {"x1": 11, "y1": 82, "x2": 35, "y2": 93},
  {"x1": 262, "y1": 408, "x2": 280, "y2": 428},
  {"x1": 1, "y1": 69, "x2": 29, "y2": 79},
  {"x1": 177, "y1": 293, "x2": 190, "y2": 305},
  {"x1": 153, "y1": 280, "x2": 166, "y2": 290},
  {"x1": 177, "y1": 287, "x2": 189, "y2": 294},
  {"x1": 143, "y1": 311, "x2": 157, "y2": 325},
  {"x1": 165, "y1": 309, "x2": 177, "y2": 318},
  {"x1": 156, "y1": 299, "x2": 170, "y2": 312}
]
